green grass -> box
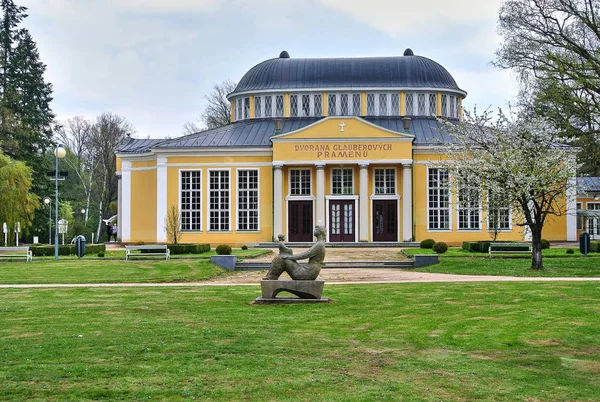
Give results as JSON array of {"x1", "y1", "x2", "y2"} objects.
[
  {"x1": 1, "y1": 282, "x2": 599, "y2": 400},
  {"x1": 403, "y1": 247, "x2": 594, "y2": 258},
  {"x1": 0, "y1": 259, "x2": 228, "y2": 284}
]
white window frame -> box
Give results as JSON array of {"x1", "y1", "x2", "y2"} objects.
[
  {"x1": 587, "y1": 202, "x2": 600, "y2": 236},
  {"x1": 243, "y1": 97, "x2": 250, "y2": 119},
  {"x1": 428, "y1": 93, "x2": 437, "y2": 116},
  {"x1": 207, "y1": 168, "x2": 231, "y2": 232},
  {"x1": 275, "y1": 95, "x2": 284, "y2": 117},
  {"x1": 441, "y1": 94, "x2": 448, "y2": 117},
  {"x1": 264, "y1": 95, "x2": 273, "y2": 117},
  {"x1": 254, "y1": 96, "x2": 262, "y2": 118},
  {"x1": 236, "y1": 168, "x2": 260, "y2": 232},
  {"x1": 457, "y1": 181, "x2": 481, "y2": 231},
  {"x1": 289, "y1": 168, "x2": 312, "y2": 196},
  {"x1": 487, "y1": 191, "x2": 512, "y2": 231},
  {"x1": 427, "y1": 167, "x2": 451, "y2": 231},
  {"x1": 405, "y1": 93, "x2": 414, "y2": 116},
  {"x1": 331, "y1": 168, "x2": 354, "y2": 195},
  {"x1": 289, "y1": 94, "x2": 299, "y2": 117},
  {"x1": 179, "y1": 169, "x2": 202, "y2": 232},
  {"x1": 373, "y1": 167, "x2": 397, "y2": 195},
  {"x1": 313, "y1": 94, "x2": 322, "y2": 116}
]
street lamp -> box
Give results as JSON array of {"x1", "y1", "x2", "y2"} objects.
[
  {"x1": 43, "y1": 197, "x2": 51, "y2": 245},
  {"x1": 81, "y1": 208, "x2": 86, "y2": 220},
  {"x1": 53, "y1": 144, "x2": 66, "y2": 260}
]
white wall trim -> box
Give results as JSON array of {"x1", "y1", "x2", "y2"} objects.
[
  {"x1": 167, "y1": 162, "x2": 272, "y2": 167},
  {"x1": 228, "y1": 87, "x2": 468, "y2": 99},
  {"x1": 274, "y1": 159, "x2": 413, "y2": 166},
  {"x1": 156, "y1": 157, "x2": 168, "y2": 242},
  {"x1": 121, "y1": 161, "x2": 132, "y2": 242}
]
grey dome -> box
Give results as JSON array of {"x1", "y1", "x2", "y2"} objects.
[{"x1": 230, "y1": 53, "x2": 465, "y2": 96}]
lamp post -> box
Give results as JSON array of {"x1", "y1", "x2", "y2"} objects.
[
  {"x1": 53, "y1": 144, "x2": 66, "y2": 260},
  {"x1": 43, "y1": 197, "x2": 51, "y2": 245}
]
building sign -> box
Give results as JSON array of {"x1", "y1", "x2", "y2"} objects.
[{"x1": 294, "y1": 143, "x2": 393, "y2": 159}]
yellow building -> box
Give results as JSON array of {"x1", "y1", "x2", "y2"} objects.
[{"x1": 116, "y1": 49, "x2": 577, "y2": 246}]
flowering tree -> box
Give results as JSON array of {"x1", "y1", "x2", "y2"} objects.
[{"x1": 440, "y1": 109, "x2": 577, "y2": 269}]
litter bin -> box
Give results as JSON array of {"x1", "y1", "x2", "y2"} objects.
[
  {"x1": 580, "y1": 232, "x2": 590, "y2": 255},
  {"x1": 75, "y1": 235, "x2": 86, "y2": 258}
]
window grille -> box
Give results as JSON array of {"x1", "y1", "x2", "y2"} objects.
[
  {"x1": 588, "y1": 203, "x2": 600, "y2": 235},
  {"x1": 417, "y1": 94, "x2": 426, "y2": 116},
  {"x1": 340, "y1": 94, "x2": 349, "y2": 116},
  {"x1": 275, "y1": 95, "x2": 284, "y2": 117},
  {"x1": 290, "y1": 169, "x2": 311, "y2": 195},
  {"x1": 264, "y1": 95, "x2": 272, "y2": 117},
  {"x1": 428, "y1": 168, "x2": 450, "y2": 230},
  {"x1": 428, "y1": 93, "x2": 437, "y2": 116},
  {"x1": 236, "y1": 99, "x2": 243, "y2": 121},
  {"x1": 352, "y1": 93, "x2": 361, "y2": 115},
  {"x1": 378, "y1": 93, "x2": 387, "y2": 116},
  {"x1": 374, "y1": 168, "x2": 395, "y2": 195},
  {"x1": 313, "y1": 94, "x2": 322, "y2": 116},
  {"x1": 449, "y1": 96, "x2": 455, "y2": 119},
  {"x1": 366, "y1": 93, "x2": 376, "y2": 115},
  {"x1": 441, "y1": 95, "x2": 448, "y2": 117},
  {"x1": 458, "y1": 181, "x2": 480, "y2": 230},
  {"x1": 391, "y1": 94, "x2": 400, "y2": 116},
  {"x1": 289, "y1": 94, "x2": 298, "y2": 117},
  {"x1": 301, "y1": 94, "x2": 310, "y2": 117},
  {"x1": 209, "y1": 170, "x2": 230, "y2": 231},
  {"x1": 488, "y1": 191, "x2": 511, "y2": 230},
  {"x1": 332, "y1": 168, "x2": 353, "y2": 195},
  {"x1": 254, "y1": 96, "x2": 262, "y2": 118},
  {"x1": 405, "y1": 93, "x2": 414, "y2": 115},
  {"x1": 238, "y1": 170, "x2": 259, "y2": 231},
  {"x1": 328, "y1": 94, "x2": 337, "y2": 116},
  {"x1": 243, "y1": 97, "x2": 250, "y2": 119},
  {"x1": 180, "y1": 170, "x2": 202, "y2": 231}
]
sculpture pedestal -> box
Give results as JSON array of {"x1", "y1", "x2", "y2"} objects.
[{"x1": 255, "y1": 280, "x2": 330, "y2": 304}]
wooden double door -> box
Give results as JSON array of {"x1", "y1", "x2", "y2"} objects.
[
  {"x1": 329, "y1": 200, "x2": 355, "y2": 242},
  {"x1": 288, "y1": 201, "x2": 313, "y2": 242},
  {"x1": 373, "y1": 200, "x2": 398, "y2": 242}
]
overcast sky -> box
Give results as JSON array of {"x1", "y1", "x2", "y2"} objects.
[{"x1": 23, "y1": 0, "x2": 517, "y2": 139}]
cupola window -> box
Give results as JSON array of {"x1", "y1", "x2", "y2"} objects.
[
  {"x1": 441, "y1": 95, "x2": 448, "y2": 117},
  {"x1": 328, "y1": 94, "x2": 338, "y2": 116},
  {"x1": 301, "y1": 95, "x2": 310, "y2": 117},
  {"x1": 352, "y1": 94, "x2": 361, "y2": 116},
  {"x1": 254, "y1": 96, "x2": 262, "y2": 118},
  {"x1": 290, "y1": 94, "x2": 299, "y2": 117},
  {"x1": 265, "y1": 96, "x2": 273, "y2": 117},
  {"x1": 391, "y1": 94, "x2": 400, "y2": 116},
  {"x1": 313, "y1": 94, "x2": 322, "y2": 116},
  {"x1": 405, "y1": 93, "x2": 414, "y2": 116},
  {"x1": 275, "y1": 95, "x2": 284, "y2": 117},
  {"x1": 429, "y1": 94, "x2": 437, "y2": 116}
]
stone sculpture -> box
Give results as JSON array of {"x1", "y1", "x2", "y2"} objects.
[{"x1": 263, "y1": 225, "x2": 326, "y2": 281}]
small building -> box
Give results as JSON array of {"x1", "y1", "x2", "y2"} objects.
[
  {"x1": 577, "y1": 177, "x2": 600, "y2": 240},
  {"x1": 116, "y1": 49, "x2": 577, "y2": 245}
]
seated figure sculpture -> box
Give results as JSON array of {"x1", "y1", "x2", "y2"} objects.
[{"x1": 263, "y1": 225, "x2": 326, "y2": 280}]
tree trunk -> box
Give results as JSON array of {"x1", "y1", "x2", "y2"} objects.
[{"x1": 530, "y1": 225, "x2": 543, "y2": 270}]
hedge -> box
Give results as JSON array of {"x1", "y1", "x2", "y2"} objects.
[
  {"x1": 591, "y1": 241, "x2": 600, "y2": 253},
  {"x1": 462, "y1": 241, "x2": 530, "y2": 253},
  {"x1": 30, "y1": 244, "x2": 106, "y2": 257},
  {"x1": 140, "y1": 243, "x2": 211, "y2": 255}
]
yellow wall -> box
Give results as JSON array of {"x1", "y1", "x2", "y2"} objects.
[{"x1": 130, "y1": 169, "x2": 157, "y2": 242}]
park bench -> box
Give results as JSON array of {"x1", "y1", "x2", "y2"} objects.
[
  {"x1": 125, "y1": 244, "x2": 170, "y2": 261},
  {"x1": 0, "y1": 246, "x2": 33, "y2": 262},
  {"x1": 488, "y1": 242, "x2": 531, "y2": 258}
]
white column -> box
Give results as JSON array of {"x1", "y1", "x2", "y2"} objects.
[
  {"x1": 273, "y1": 164, "x2": 283, "y2": 241},
  {"x1": 117, "y1": 173, "x2": 122, "y2": 241},
  {"x1": 121, "y1": 161, "x2": 132, "y2": 242},
  {"x1": 316, "y1": 164, "x2": 325, "y2": 227},
  {"x1": 156, "y1": 157, "x2": 168, "y2": 242},
  {"x1": 567, "y1": 176, "x2": 577, "y2": 241},
  {"x1": 359, "y1": 163, "x2": 369, "y2": 241},
  {"x1": 402, "y1": 163, "x2": 413, "y2": 242}
]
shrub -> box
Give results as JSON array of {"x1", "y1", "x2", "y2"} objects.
[
  {"x1": 86, "y1": 244, "x2": 106, "y2": 254},
  {"x1": 590, "y1": 241, "x2": 600, "y2": 253},
  {"x1": 540, "y1": 239, "x2": 550, "y2": 249},
  {"x1": 241, "y1": 245, "x2": 248, "y2": 251},
  {"x1": 420, "y1": 238, "x2": 436, "y2": 249},
  {"x1": 196, "y1": 244, "x2": 210, "y2": 253},
  {"x1": 566, "y1": 249, "x2": 574, "y2": 254},
  {"x1": 97, "y1": 251, "x2": 105, "y2": 257},
  {"x1": 432, "y1": 241, "x2": 448, "y2": 254},
  {"x1": 216, "y1": 244, "x2": 232, "y2": 255},
  {"x1": 163, "y1": 243, "x2": 210, "y2": 254},
  {"x1": 462, "y1": 241, "x2": 472, "y2": 252}
]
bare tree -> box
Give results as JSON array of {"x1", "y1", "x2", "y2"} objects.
[
  {"x1": 165, "y1": 204, "x2": 182, "y2": 244},
  {"x1": 90, "y1": 112, "x2": 134, "y2": 241},
  {"x1": 183, "y1": 80, "x2": 237, "y2": 134}
]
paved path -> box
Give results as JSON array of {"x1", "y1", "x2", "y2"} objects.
[{"x1": 1, "y1": 269, "x2": 600, "y2": 289}]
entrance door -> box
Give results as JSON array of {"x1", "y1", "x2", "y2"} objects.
[
  {"x1": 588, "y1": 204, "x2": 600, "y2": 240},
  {"x1": 373, "y1": 200, "x2": 398, "y2": 242},
  {"x1": 288, "y1": 201, "x2": 313, "y2": 242},
  {"x1": 329, "y1": 200, "x2": 354, "y2": 242}
]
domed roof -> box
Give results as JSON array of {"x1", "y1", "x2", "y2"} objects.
[{"x1": 230, "y1": 50, "x2": 465, "y2": 97}]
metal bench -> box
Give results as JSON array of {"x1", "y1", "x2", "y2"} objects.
[
  {"x1": 0, "y1": 246, "x2": 33, "y2": 262},
  {"x1": 125, "y1": 245, "x2": 170, "y2": 261},
  {"x1": 488, "y1": 243, "x2": 531, "y2": 258}
]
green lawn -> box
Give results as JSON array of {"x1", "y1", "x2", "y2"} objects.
[
  {"x1": 1, "y1": 282, "x2": 599, "y2": 400},
  {"x1": 0, "y1": 259, "x2": 227, "y2": 284},
  {"x1": 403, "y1": 247, "x2": 592, "y2": 258},
  {"x1": 29, "y1": 247, "x2": 269, "y2": 260}
]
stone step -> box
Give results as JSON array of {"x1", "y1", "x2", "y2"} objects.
[{"x1": 236, "y1": 260, "x2": 414, "y2": 271}]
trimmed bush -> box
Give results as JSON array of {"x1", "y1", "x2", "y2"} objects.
[
  {"x1": 540, "y1": 239, "x2": 550, "y2": 249},
  {"x1": 86, "y1": 244, "x2": 106, "y2": 254},
  {"x1": 420, "y1": 239, "x2": 436, "y2": 249},
  {"x1": 97, "y1": 251, "x2": 105, "y2": 257},
  {"x1": 241, "y1": 245, "x2": 248, "y2": 251},
  {"x1": 216, "y1": 244, "x2": 232, "y2": 255},
  {"x1": 566, "y1": 249, "x2": 574, "y2": 254},
  {"x1": 432, "y1": 241, "x2": 448, "y2": 254},
  {"x1": 590, "y1": 241, "x2": 600, "y2": 253},
  {"x1": 141, "y1": 244, "x2": 210, "y2": 255}
]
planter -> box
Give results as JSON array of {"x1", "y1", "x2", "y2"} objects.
[
  {"x1": 210, "y1": 255, "x2": 238, "y2": 271},
  {"x1": 413, "y1": 254, "x2": 439, "y2": 268}
]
